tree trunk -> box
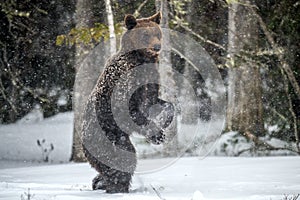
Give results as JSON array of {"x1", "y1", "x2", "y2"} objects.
[
  {"x1": 180, "y1": 0, "x2": 197, "y2": 125},
  {"x1": 105, "y1": 0, "x2": 117, "y2": 55},
  {"x1": 226, "y1": 0, "x2": 264, "y2": 135},
  {"x1": 156, "y1": 0, "x2": 179, "y2": 156},
  {"x1": 71, "y1": 0, "x2": 107, "y2": 162}
]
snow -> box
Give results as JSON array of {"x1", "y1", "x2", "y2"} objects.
[
  {"x1": 213, "y1": 131, "x2": 298, "y2": 157},
  {"x1": 1, "y1": 112, "x2": 300, "y2": 199},
  {"x1": 0, "y1": 157, "x2": 300, "y2": 200},
  {"x1": 0, "y1": 112, "x2": 73, "y2": 162},
  {"x1": 17, "y1": 105, "x2": 44, "y2": 124}
]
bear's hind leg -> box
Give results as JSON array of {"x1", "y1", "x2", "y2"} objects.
[
  {"x1": 92, "y1": 164, "x2": 133, "y2": 193},
  {"x1": 104, "y1": 169, "x2": 132, "y2": 193}
]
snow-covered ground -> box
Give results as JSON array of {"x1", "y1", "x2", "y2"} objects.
[
  {"x1": 1, "y1": 111, "x2": 300, "y2": 199},
  {"x1": 0, "y1": 112, "x2": 73, "y2": 162},
  {"x1": 0, "y1": 157, "x2": 300, "y2": 200}
]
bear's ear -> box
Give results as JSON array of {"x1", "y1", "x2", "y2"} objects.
[
  {"x1": 148, "y1": 12, "x2": 161, "y2": 24},
  {"x1": 125, "y1": 14, "x2": 137, "y2": 30}
]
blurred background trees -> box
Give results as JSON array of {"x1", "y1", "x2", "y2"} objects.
[
  {"x1": 0, "y1": 0, "x2": 75, "y2": 123},
  {"x1": 1, "y1": 0, "x2": 299, "y2": 158}
]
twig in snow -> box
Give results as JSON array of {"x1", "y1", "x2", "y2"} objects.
[
  {"x1": 282, "y1": 194, "x2": 300, "y2": 200},
  {"x1": 37, "y1": 139, "x2": 54, "y2": 162},
  {"x1": 20, "y1": 188, "x2": 34, "y2": 200},
  {"x1": 151, "y1": 184, "x2": 166, "y2": 200}
]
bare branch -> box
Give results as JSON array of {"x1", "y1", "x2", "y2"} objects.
[
  {"x1": 171, "y1": 47, "x2": 198, "y2": 71},
  {"x1": 0, "y1": 78, "x2": 18, "y2": 113},
  {"x1": 11, "y1": 19, "x2": 34, "y2": 33},
  {"x1": 32, "y1": 4, "x2": 48, "y2": 15},
  {"x1": 0, "y1": 44, "x2": 18, "y2": 113},
  {"x1": 270, "y1": 107, "x2": 288, "y2": 122},
  {"x1": 248, "y1": 6, "x2": 300, "y2": 100},
  {"x1": 134, "y1": 0, "x2": 149, "y2": 18},
  {"x1": 168, "y1": 12, "x2": 226, "y2": 51},
  {"x1": 243, "y1": 3, "x2": 300, "y2": 151},
  {"x1": 280, "y1": 66, "x2": 300, "y2": 152},
  {"x1": 5, "y1": 64, "x2": 50, "y2": 103},
  {"x1": 180, "y1": 24, "x2": 226, "y2": 51}
]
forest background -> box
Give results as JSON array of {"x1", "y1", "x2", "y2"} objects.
[{"x1": 0, "y1": 0, "x2": 299, "y2": 161}]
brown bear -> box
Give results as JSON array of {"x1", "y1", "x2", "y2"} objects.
[{"x1": 81, "y1": 12, "x2": 174, "y2": 193}]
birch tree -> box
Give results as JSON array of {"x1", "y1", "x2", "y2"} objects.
[
  {"x1": 155, "y1": 0, "x2": 179, "y2": 156},
  {"x1": 105, "y1": 0, "x2": 117, "y2": 54}
]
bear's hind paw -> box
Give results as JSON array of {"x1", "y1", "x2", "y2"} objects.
[
  {"x1": 105, "y1": 184, "x2": 129, "y2": 193},
  {"x1": 92, "y1": 174, "x2": 108, "y2": 190}
]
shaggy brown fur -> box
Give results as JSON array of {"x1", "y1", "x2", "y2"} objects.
[{"x1": 81, "y1": 12, "x2": 174, "y2": 193}]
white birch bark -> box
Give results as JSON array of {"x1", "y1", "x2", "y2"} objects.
[
  {"x1": 105, "y1": 0, "x2": 116, "y2": 54},
  {"x1": 156, "y1": 0, "x2": 179, "y2": 156}
]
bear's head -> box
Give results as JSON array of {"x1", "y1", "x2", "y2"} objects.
[{"x1": 120, "y1": 12, "x2": 162, "y2": 60}]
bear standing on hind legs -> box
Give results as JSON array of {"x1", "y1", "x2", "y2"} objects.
[{"x1": 81, "y1": 12, "x2": 175, "y2": 193}]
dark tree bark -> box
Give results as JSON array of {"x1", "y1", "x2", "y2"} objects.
[
  {"x1": 71, "y1": 0, "x2": 107, "y2": 162},
  {"x1": 226, "y1": 0, "x2": 264, "y2": 135}
]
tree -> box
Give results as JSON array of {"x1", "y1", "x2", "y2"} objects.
[
  {"x1": 226, "y1": 0, "x2": 264, "y2": 135},
  {"x1": 0, "y1": 1, "x2": 75, "y2": 124},
  {"x1": 105, "y1": 0, "x2": 117, "y2": 55},
  {"x1": 255, "y1": 0, "x2": 300, "y2": 150},
  {"x1": 155, "y1": 0, "x2": 179, "y2": 156},
  {"x1": 180, "y1": 2, "x2": 197, "y2": 125},
  {"x1": 71, "y1": 0, "x2": 107, "y2": 162}
]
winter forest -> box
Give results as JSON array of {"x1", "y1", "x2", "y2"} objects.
[{"x1": 0, "y1": 0, "x2": 300, "y2": 199}]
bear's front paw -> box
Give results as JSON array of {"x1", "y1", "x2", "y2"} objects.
[{"x1": 147, "y1": 129, "x2": 165, "y2": 145}]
